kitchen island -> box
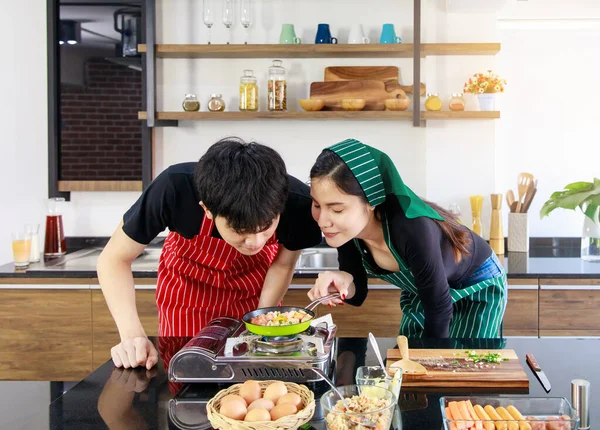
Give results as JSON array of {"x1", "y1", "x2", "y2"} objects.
[{"x1": 2, "y1": 336, "x2": 597, "y2": 429}]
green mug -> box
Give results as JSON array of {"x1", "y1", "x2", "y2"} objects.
[{"x1": 280, "y1": 24, "x2": 301, "y2": 44}]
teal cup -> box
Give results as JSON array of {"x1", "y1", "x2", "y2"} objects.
[
  {"x1": 380, "y1": 23, "x2": 402, "y2": 44},
  {"x1": 279, "y1": 24, "x2": 301, "y2": 44}
]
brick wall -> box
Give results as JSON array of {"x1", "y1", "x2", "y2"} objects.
[{"x1": 60, "y1": 58, "x2": 142, "y2": 180}]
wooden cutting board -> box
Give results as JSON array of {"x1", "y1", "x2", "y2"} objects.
[
  {"x1": 309, "y1": 80, "x2": 405, "y2": 111},
  {"x1": 386, "y1": 349, "x2": 529, "y2": 389},
  {"x1": 324, "y1": 66, "x2": 426, "y2": 95}
]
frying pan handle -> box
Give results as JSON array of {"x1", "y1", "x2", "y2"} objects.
[{"x1": 305, "y1": 293, "x2": 341, "y2": 311}]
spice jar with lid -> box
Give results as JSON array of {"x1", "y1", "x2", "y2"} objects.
[
  {"x1": 182, "y1": 94, "x2": 200, "y2": 111},
  {"x1": 239, "y1": 70, "x2": 258, "y2": 111},
  {"x1": 267, "y1": 59, "x2": 287, "y2": 111},
  {"x1": 207, "y1": 94, "x2": 226, "y2": 112},
  {"x1": 425, "y1": 93, "x2": 442, "y2": 111},
  {"x1": 449, "y1": 93, "x2": 465, "y2": 111}
]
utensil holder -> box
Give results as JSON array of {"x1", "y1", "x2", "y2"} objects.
[{"x1": 508, "y1": 213, "x2": 529, "y2": 252}]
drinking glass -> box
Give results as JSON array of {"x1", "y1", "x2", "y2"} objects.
[
  {"x1": 240, "y1": 0, "x2": 252, "y2": 44},
  {"x1": 203, "y1": 0, "x2": 214, "y2": 44},
  {"x1": 11, "y1": 230, "x2": 32, "y2": 268},
  {"x1": 222, "y1": 0, "x2": 233, "y2": 44}
]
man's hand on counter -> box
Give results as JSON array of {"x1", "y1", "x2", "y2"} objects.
[{"x1": 111, "y1": 336, "x2": 158, "y2": 370}]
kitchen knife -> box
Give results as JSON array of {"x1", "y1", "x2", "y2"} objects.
[{"x1": 526, "y1": 352, "x2": 552, "y2": 393}]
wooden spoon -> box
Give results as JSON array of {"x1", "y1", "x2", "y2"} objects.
[
  {"x1": 506, "y1": 190, "x2": 516, "y2": 212},
  {"x1": 388, "y1": 335, "x2": 427, "y2": 376},
  {"x1": 515, "y1": 172, "x2": 534, "y2": 213}
]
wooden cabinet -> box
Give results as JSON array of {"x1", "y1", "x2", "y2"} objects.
[
  {"x1": 503, "y1": 280, "x2": 539, "y2": 337},
  {"x1": 539, "y1": 279, "x2": 600, "y2": 337},
  {"x1": 0, "y1": 288, "x2": 92, "y2": 381},
  {"x1": 91, "y1": 287, "x2": 159, "y2": 369}
]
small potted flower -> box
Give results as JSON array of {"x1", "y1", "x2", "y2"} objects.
[{"x1": 463, "y1": 70, "x2": 507, "y2": 111}]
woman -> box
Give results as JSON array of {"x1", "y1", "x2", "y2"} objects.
[{"x1": 307, "y1": 138, "x2": 507, "y2": 338}]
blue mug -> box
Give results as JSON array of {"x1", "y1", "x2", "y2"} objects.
[
  {"x1": 315, "y1": 23, "x2": 338, "y2": 44},
  {"x1": 380, "y1": 23, "x2": 402, "y2": 44}
]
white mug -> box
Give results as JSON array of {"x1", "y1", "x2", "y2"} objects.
[{"x1": 348, "y1": 24, "x2": 369, "y2": 44}]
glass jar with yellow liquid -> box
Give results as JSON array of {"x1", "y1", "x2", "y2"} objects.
[
  {"x1": 239, "y1": 69, "x2": 258, "y2": 111},
  {"x1": 425, "y1": 93, "x2": 442, "y2": 111}
]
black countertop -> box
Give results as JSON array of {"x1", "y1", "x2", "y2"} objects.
[
  {"x1": 4, "y1": 337, "x2": 597, "y2": 429},
  {"x1": 1, "y1": 237, "x2": 599, "y2": 280}
]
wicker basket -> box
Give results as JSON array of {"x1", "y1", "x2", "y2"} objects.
[{"x1": 207, "y1": 380, "x2": 315, "y2": 430}]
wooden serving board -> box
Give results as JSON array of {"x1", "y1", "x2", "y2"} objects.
[
  {"x1": 309, "y1": 80, "x2": 405, "y2": 111},
  {"x1": 324, "y1": 66, "x2": 426, "y2": 95},
  {"x1": 386, "y1": 349, "x2": 530, "y2": 389}
]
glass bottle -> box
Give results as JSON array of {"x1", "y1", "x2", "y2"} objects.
[
  {"x1": 470, "y1": 195, "x2": 484, "y2": 237},
  {"x1": 239, "y1": 70, "x2": 258, "y2": 111},
  {"x1": 267, "y1": 59, "x2": 287, "y2": 111},
  {"x1": 425, "y1": 93, "x2": 442, "y2": 111},
  {"x1": 182, "y1": 94, "x2": 200, "y2": 111},
  {"x1": 44, "y1": 197, "x2": 67, "y2": 259},
  {"x1": 207, "y1": 94, "x2": 226, "y2": 112},
  {"x1": 449, "y1": 93, "x2": 465, "y2": 111}
]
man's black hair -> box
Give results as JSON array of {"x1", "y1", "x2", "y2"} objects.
[{"x1": 194, "y1": 137, "x2": 289, "y2": 233}]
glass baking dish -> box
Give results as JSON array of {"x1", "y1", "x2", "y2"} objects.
[{"x1": 440, "y1": 396, "x2": 579, "y2": 430}]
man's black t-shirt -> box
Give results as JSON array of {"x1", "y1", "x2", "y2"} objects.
[{"x1": 122, "y1": 162, "x2": 322, "y2": 251}]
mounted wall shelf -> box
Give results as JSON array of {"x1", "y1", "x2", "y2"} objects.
[
  {"x1": 57, "y1": 181, "x2": 143, "y2": 192},
  {"x1": 138, "y1": 43, "x2": 500, "y2": 59},
  {"x1": 139, "y1": 111, "x2": 499, "y2": 121}
]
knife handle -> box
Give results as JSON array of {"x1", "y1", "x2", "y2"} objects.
[{"x1": 526, "y1": 353, "x2": 541, "y2": 371}]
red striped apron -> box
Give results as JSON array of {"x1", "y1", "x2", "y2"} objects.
[{"x1": 155, "y1": 213, "x2": 279, "y2": 336}]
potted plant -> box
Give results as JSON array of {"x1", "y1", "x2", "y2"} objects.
[
  {"x1": 540, "y1": 178, "x2": 600, "y2": 261},
  {"x1": 463, "y1": 70, "x2": 506, "y2": 111}
]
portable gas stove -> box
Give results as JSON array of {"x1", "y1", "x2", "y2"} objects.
[{"x1": 168, "y1": 317, "x2": 337, "y2": 383}]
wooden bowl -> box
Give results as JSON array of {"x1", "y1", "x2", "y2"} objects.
[
  {"x1": 299, "y1": 99, "x2": 325, "y2": 111},
  {"x1": 384, "y1": 98, "x2": 410, "y2": 111},
  {"x1": 341, "y1": 98, "x2": 366, "y2": 111}
]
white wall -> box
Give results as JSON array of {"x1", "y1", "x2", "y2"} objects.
[{"x1": 1, "y1": 0, "x2": 598, "y2": 264}]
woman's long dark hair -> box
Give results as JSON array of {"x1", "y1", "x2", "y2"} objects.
[{"x1": 310, "y1": 150, "x2": 471, "y2": 263}]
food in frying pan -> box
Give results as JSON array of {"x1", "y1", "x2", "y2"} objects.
[{"x1": 250, "y1": 310, "x2": 313, "y2": 326}]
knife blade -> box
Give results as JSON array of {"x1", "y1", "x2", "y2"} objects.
[{"x1": 526, "y1": 352, "x2": 552, "y2": 393}]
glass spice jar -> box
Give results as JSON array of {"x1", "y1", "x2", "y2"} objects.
[
  {"x1": 182, "y1": 94, "x2": 200, "y2": 111},
  {"x1": 207, "y1": 94, "x2": 226, "y2": 112},
  {"x1": 239, "y1": 70, "x2": 258, "y2": 111},
  {"x1": 267, "y1": 59, "x2": 287, "y2": 111},
  {"x1": 425, "y1": 93, "x2": 442, "y2": 111},
  {"x1": 449, "y1": 93, "x2": 465, "y2": 111}
]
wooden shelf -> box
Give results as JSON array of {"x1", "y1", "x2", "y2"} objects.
[
  {"x1": 139, "y1": 111, "x2": 499, "y2": 121},
  {"x1": 138, "y1": 43, "x2": 499, "y2": 59},
  {"x1": 57, "y1": 181, "x2": 143, "y2": 192}
]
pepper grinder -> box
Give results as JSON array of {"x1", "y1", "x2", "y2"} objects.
[{"x1": 489, "y1": 193, "x2": 504, "y2": 255}]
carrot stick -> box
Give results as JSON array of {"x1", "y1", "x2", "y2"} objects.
[
  {"x1": 458, "y1": 401, "x2": 475, "y2": 428},
  {"x1": 449, "y1": 401, "x2": 467, "y2": 430},
  {"x1": 446, "y1": 406, "x2": 458, "y2": 430},
  {"x1": 466, "y1": 401, "x2": 483, "y2": 430}
]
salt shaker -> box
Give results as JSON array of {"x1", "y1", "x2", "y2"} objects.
[{"x1": 571, "y1": 378, "x2": 590, "y2": 429}]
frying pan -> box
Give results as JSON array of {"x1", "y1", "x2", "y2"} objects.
[{"x1": 242, "y1": 293, "x2": 340, "y2": 336}]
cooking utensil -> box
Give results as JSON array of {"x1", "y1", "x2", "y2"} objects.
[
  {"x1": 506, "y1": 189, "x2": 516, "y2": 213},
  {"x1": 516, "y1": 172, "x2": 534, "y2": 213},
  {"x1": 526, "y1": 352, "x2": 552, "y2": 393},
  {"x1": 368, "y1": 333, "x2": 390, "y2": 379},
  {"x1": 521, "y1": 179, "x2": 538, "y2": 213},
  {"x1": 242, "y1": 293, "x2": 339, "y2": 336},
  {"x1": 388, "y1": 335, "x2": 427, "y2": 376},
  {"x1": 312, "y1": 368, "x2": 378, "y2": 429}
]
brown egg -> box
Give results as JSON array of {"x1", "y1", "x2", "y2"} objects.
[
  {"x1": 220, "y1": 394, "x2": 247, "y2": 407},
  {"x1": 270, "y1": 403, "x2": 298, "y2": 421},
  {"x1": 219, "y1": 399, "x2": 247, "y2": 420},
  {"x1": 248, "y1": 398, "x2": 275, "y2": 412},
  {"x1": 244, "y1": 408, "x2": 271, "y2": 422},
  {"x1": 239, "y1": 380, "x2": 262, "y2": 405},
  {"x1": 277, "y1": 392, "x2": 303, "y2": 410},
  {"x1": 263, "y1": 381, "x2": 288, "y2": 403}
]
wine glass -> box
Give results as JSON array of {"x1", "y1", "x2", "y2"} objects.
[
  {"x1": 240, "y1": 0, "x2": 252, "y2": 44},
  {"x1": 203, "y1": 0, "x2": 214, "y2": 44},
  {"x1": 222, "y1": 0, "x2": 233, "y2": 44}
]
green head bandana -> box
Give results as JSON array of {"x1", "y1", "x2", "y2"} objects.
[{"x1": 327, "y1": 138, "x2": 444, "y2": 221}]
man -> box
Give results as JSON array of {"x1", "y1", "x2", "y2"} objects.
[{"x1": 97, "y1": 137, "x2": 322, "y2": 369}]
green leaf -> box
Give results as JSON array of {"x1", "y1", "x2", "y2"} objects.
[
  {"x1": 540, "y1": 179, "x2": 600, "y2": 219},
  {"x1": 564, "y1": 181, "x2": 593, "y2": 192}
]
